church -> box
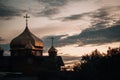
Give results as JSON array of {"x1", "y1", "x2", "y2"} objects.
[{"x1": 0, "y1": 14, "x2": 64, "y2": 75}]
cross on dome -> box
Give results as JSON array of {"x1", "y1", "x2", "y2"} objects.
[{"x1": 24, "y1": 14, "x2": 30, "y2": 27}]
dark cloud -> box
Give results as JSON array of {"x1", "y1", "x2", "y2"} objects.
[
  {"x1": 42, "y1": 35, "x2": 68, "y2": 50},
  {"x1": 60, "y1": 11, "x2": 92, "y2": 21},
  {"x1": 0, "y1": 3, "x2": 25, "y2": 20},
  {"x1": 38, "y1": 0, "x2": 67, "y2": 6},
  {"x1": 34, "y1": 0, "x2": 67, "y2": 17},
  {"x1": 60, "y1": 6, "x2": 120, "y2": 36},
  {"x1": 91, "y1": 8, "x2": 109, "y2": 18},
  {"x1": 42, "y1": 24, "x2": 120, "y2": 49},
  {"x1": 78, "y1": 24, "x2": 120, "y2": 46},
  {"x1": 89, "y1": 6, "x2": 120, "y2": 30},
  {"x1": 37, "y1": 6, "x2": 120, "y2": 50},
  {"x1": 35, "y1": 0, "x2": 88, "y2": 17},
  {"x1": 35, "y1": 7, "x2": 59, "y2": 17},
  {"x1": 62, "y1": 14, "x2": 85, "y2": 21},
  {"x1": 61, "y1": 6, "x2": 120, "y2": 25},
  {"x1": 60, "y1": 11, "x2": 89, "y2": 21},
  {"x1": 37, "y1": 0, "x2": 90, "y2": 7}
]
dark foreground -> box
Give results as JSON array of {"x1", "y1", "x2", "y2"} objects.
[
  {"x1": 0, "y1": 47, "x2": 120, "y2": 80},
  {"x1": 0, "y1": 71, "x2": 120, "y2": 80}
]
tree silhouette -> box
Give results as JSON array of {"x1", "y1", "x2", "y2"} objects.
[{"x1": 73, "y1": 47, "x2": 120, "y2": 80}]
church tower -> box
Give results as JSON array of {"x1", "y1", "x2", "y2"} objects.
[
  {"x1": 10, "y1": 14, "x2": 44, "y2": 56},
  {"x1": 48, "y1": 37, "x2": 57, "y2": 57}
]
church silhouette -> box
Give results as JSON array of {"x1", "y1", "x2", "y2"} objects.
[{"x1": 0, "y1": 14, "x2": 64, "y2": 75}]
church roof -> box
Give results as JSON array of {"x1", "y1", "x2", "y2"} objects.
[{"x1": 10, "y1": 26, "x2": 44, "y2": 50}]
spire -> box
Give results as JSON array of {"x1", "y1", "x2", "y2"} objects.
[
  {"x1": 24, "y1": 14, "x2": 30, "y2": 27},
  {"x1": 48, "y1": 37, "x2": 57, "y2": 57},
  {"x1": 51, "y1": 37, "x2": 54, "y2": 47}
]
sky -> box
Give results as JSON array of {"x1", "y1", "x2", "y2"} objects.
[{"x1": 0, "y1": 0, "x2": 120, "y2": 64}]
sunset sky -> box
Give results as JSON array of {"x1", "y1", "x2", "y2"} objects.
[{"x1": 0, "y1": 0, "x2": 120, "y2": 64}]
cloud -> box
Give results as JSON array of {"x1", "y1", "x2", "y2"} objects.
[
  {"x1": 33, "y1": 0, "x2": 67, "y2": 17},
  {"x1": 35, "y1": 7, "x2": 59, "y2": 17},
  {"x1": 60, "y1": 6, "x2": 120, "y2": 31},
  {"x1": 0, "y1": 3, "x2": 25, "y2": 20},
  {"x1": 78, "y1": 24, "x2": 120, "y2": 46},
  {"x1": 35, "y1": 0, "x2": 91, "y2": 17},
  {"x1": 89, "y1": 6, "x2": 120, "y2": 29},
  {"x1": 61, "y1": 6, "x2": 120, "y2": 22},
  {"x1": 42, "y1": 34, "x2": 78, "y2": 52},
  {"x1": 61, "y1": 14, "x2": 85, "y2": 21},
  {"x1": 59, "y1": 12, "x2": 91, "y2": 21},
  {"x1": 42, "y1": 34, "x2": 69, "y2": 50},
  {"x1": 41, "y1": 6, "x2": 120, "y2": 49},
  {"x1": 3, "y1": 4, "x2": 117, "y2": 50},
  {"x1": 42, "y1": 23, "x2": 120, "y2": 49},
  {"x1": 37, "y1": 0, "x2": 67, "y2": 6}
]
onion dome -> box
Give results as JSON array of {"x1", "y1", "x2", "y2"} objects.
[
  {"x1": 10, "y1": 14, "x2": 44, "y2": 56},
  {"x1": 10, "y1": 14, "x2": 44, "y2": 52},
  {"x1": 48, "y1": 46, "x2": 58, "y2": 54},
  {"x1": 10, "y1": 26, "x2": 44, "y2": 50}
]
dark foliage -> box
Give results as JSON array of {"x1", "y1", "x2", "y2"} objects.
[{"x1": 73, "y1": 47, "x2": 120, "y2": 80}]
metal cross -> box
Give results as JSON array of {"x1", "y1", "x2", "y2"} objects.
[
  {"x1": 51, "y1": 37, "x2": 54, "y2": 46},
  {"x1": 24, "y1": 14, "x2": 30, "y2": 27}
]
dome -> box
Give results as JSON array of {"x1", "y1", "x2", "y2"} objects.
[
  {"x1": 10, "y1": 27, "x2": 44, "y2": 50},
  {"x1": 48, "y1": 46, "x2": 57, "y2": 57},
  {"x1": 48, "y1": 46, "x2": 57, "y2": 53}
]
